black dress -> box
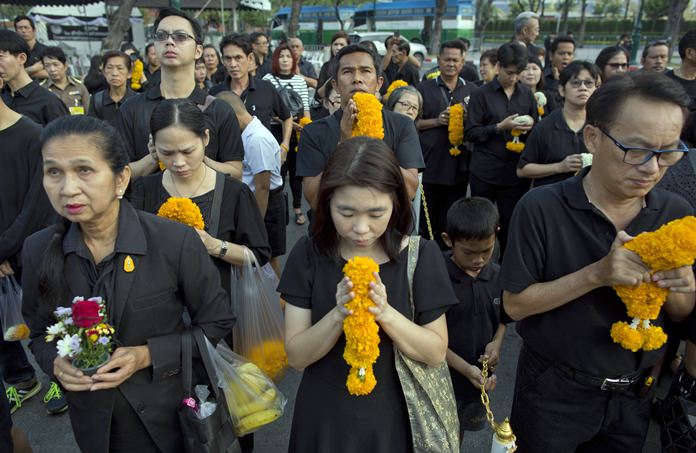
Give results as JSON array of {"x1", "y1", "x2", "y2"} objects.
[{"x1": 277, "y1": 236, "x2": 458, "y2": 453}]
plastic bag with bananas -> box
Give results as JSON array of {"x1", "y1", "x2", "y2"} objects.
[{"x1": 206, "y1": 339, "x2": 288, "y2": 436}]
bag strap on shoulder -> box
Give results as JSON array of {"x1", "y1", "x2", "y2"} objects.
[
  {"x1": 406, "y1": 236, "x2": 420, "y2": 321},
  {"x1": 207, "y1": 172, "x2": 225, "y2": 237}
]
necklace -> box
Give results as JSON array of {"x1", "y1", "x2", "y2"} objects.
[{"x1": 168, "y1": 165, "x2": 208, "y2": 198}]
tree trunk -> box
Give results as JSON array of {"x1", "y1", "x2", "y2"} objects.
[
  {"x1": 288, "y1": 0, "x2": 301, "y2": 38},
  {"x1": 102, "y1": 0, "x2": 138, "y2": 50},
  {"x1": 664, "y1": 0, "x2": 688, "y2": 64},
  {"x1": 541, "y1": 0, "x2": 546, "y2": 16},
  {"x1": 578, "y1": 0, "x2": 588, "y2": 46},
  {"x1": 560, "y1": 0, "x2": 572, "y2": 35},
  {"x1": 334, "y1": 0, "x2": 345, "y2": 31},
  {"x1": 431, "y1": 0, "x2": 446, "y2": 55},
  {"x1": 623, "y1": 0, "x2": 630, "y2": 20},
  {"x1": 474, "y1": 0, "x2": 495, "y2": 44}
]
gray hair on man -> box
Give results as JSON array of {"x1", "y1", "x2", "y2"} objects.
[{"x1": 514, "y1": 11, "x2": 539, "y2": 34}]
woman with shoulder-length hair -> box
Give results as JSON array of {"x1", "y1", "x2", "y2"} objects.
[
  {"x1": 595, "y1": 45, "x2": 630, "y2": 82},
  {"x1": 21, "y1": 115, "x2": 235, "y2": 453},
  {"x1": 279, "y1": 136, "x2": 458, "y2": 452}
]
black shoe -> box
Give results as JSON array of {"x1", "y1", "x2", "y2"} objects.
[
  {"x1": 6, "y1": 378, "x2": 42, "y2": 414},
  {"x1": 43, "y1": 381, "x2": 68, "y2": 415}
]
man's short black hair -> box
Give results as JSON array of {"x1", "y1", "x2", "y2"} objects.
[
  {"x1": 440, "y1": 39, "x2": 466, "y2": 56},
  {"x1": 249, "y1": 32, "x2": 267, "y2": 45},
  {"x1": 145, "y1": 42, "x2": 155, "y2": 55},
  {"x1": 551, "y1": 36, "x2": 576, "y2": 54},
  {"x1": 457, "y1": 37, "x2": 471, "y2": 51},
  {"x1": 559, "y1": 60, "x2": 601, "y2": 86},
  {"x1": 42, "y1": 46, "x2": 67, "y2": 65},
  {"x1": 13, "y1": 15, "x2": 35, "y2": 30},
  {"x1": 219, "y1": 33, "x2": 252, "y2": 56},
  {"x1": 642, "y1": 40, "x2": 669, "y2": 59},
  {"x1": 497, "y1": 42, "x2": 527, "y2": 73},
  {"x1": 445, "y1": 197, "x2": 500, "y2": 242},
  {"x1": 587, "y1": 72, "x2": 690, "y2": 130},
  {"x1": 0, "y1": 30, "x2": 30, "y2": 58},
  {"x1": 393, "y1": 40, "x2": 410, "y2": 55},
  {"x1": 154, "y1": 7, "x2": 203, "y2": 44},
  {"x1": 678, "y1": 30, "x2": 696, "y2": 60},
  {"x1": 335, "y1": 44, "x2": 382, "y2": 77}
]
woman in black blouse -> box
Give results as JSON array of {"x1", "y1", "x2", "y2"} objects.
[
  {"x1": 279, "y1": 137, "x2": 458, "y2": 452},
  {"x1": 22, "y1": 116, "x2": 235, "y2": 452},
  {"x1": 129, "y1": 99, "x2": 271, "y2": 294}
]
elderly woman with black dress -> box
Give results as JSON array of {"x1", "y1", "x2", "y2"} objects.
[{"x1": 22, "y1": 116, "x2": 235, "y2": 453}]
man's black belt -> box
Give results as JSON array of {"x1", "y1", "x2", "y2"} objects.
[
  {"x1": 557, "y1": 363, "x2": 648, "y2": 393},
  {"x1": 269, "y1": 186, "x2": 284, "y2": 197}
]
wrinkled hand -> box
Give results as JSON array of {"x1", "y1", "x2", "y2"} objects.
[
  {"x1": 54, "y1": 356, "x2": 92, "y2": 392},
  {"x1": 335, "y1": 277, "x2": 355, "y2": 320},
  {"x1": 593, "y1": 231, "x2": 651, "y2": 287},
  {"x1": 90, "y1": 346, "x2": 151, "y2": 391},
  {"x1": 368, "y1": 272, "x2": 397, "y2": 324},
  {"x1": 437, "y1": 107, "x2": 450, "y2": 126},
  {"x1": 465, "y1": 364, "x2": 497, "y2": 391},
  {"x1": 339, "y1": 99, "x2": 358, "y2": 141},
  {"x1": 0, "y1": 261, "x2": 14, "y2": 278},
  {"x1": 653, "y1": 265, "x2": 696, "y2": 293},
  {"x1": 560, "y1": 154, "x2": 584, "y2": 173}
]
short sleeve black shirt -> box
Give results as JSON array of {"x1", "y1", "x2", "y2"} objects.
[
  {"x1": 382, "y1": 61, "x2": 421, "y2": 93},
  {"x1": 87, "y1": 88, "x2": 137, "y2": 129},
  {"x1": 296, "y1": 108, "x2": 425, "y2": 177},
  {"x1": 444, "y1": 253, "x2": 502, "y2": 402},
  {"x1": 1, "y1": 80, "x2": 69, "y2": 125},
  {"x1": 501, "y1": 168, "x2": 694, "y2": 376},
  {"x1": 418, "y1": 76, "x2": 477, "y2": 186},
  {"x1": 518, "y1": 108, "x2": 587, "y2": 187},
  {"x1": 464, "y1": 78, "x2": 538, "y2": 186},
  {"x1": 665, "y1": 69, "x2": 696, "y2": 108},
  {"x1": 209, "y1": 76, "x2": 290, "y2": 131},
  {"x1": 25, "y1": 41, "x2": 48, "y2": 70},
  {"x1": 117, "y1": 85, "x2": 244, "y2": 163}
]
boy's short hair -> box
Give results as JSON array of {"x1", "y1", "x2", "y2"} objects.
[
  {"x1": 0, "y1": 30, "x2": 30, "y2": 58},
  {"x1": 42, "y1": 46, "x2": 67, "y2": 65},
  {"x1": 445, "y1": 197, "x2": 499, "y2": 242}
]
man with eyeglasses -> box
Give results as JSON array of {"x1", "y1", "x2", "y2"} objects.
[
  {"x1": 502, "y1": 72, "x2": 694, "y2": 452},
  {"x1": 641, "y1": 40, "x2": 670, "y2": 73},
  {"x1": 117, "y1": 8, "x2": 244, "y2": 180},
  {"x1": 416, "y1": 39, "x2": 477, "y2": 248},
  {"x1": 518, "y1": 61, "x2": 600, "y2": 186}
]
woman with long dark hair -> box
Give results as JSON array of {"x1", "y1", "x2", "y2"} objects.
[
  {"x1": 279, "y1": 136, "x2": 457, "y2": 452},
  {"x1": 595, "y1": 46, "x2": 630, "y2": 82},
  {"x1": 21, "y1": 115, "x2": 234, "y2": 452}
]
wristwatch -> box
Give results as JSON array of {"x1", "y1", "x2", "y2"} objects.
[{"x1": 218, "y1": 241, "x2": 228, "y2": 258}]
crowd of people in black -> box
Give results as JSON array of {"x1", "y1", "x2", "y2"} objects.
[{"x1": 2, "y1": 6, "x2": 696, "y2": 453}]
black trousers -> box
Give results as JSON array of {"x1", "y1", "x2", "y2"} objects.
[
  {"x1": 280, "y1": 133, "x2": 302, "y2": 211},
  {"x1": 469, "y1": 174, "x2": 529, "y2": 257},
  {"x1": 419, "y1": 181, "x2": 469, "y2": 250},
  {"x1": 511, "y1": 346, "x2": 653, "y2": 453}
]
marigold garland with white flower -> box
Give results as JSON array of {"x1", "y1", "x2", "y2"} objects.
[
  {"x1": 448, "y1": 103, "x2": 465, "y2": 157},
  {"x1": 611, "y1": 216, "x2": 696, "y2": 352},
  {"x1": 342, "y1": 256, "x2": 380, "y2": 396},
  {"x1": 352, "y1": 93, "x2": 384, "y2": 140},
  {"x1": 506, "y1": 129, "x2": 525, "y2": 153}
]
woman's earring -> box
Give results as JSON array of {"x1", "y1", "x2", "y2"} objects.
[{"x1": 117, "y1": 189, "x2": 124, "y2": 200}]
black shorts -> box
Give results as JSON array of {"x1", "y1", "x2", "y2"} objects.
[{"x1": 264, "y1": 187, "x2": 287, "y2": 257}]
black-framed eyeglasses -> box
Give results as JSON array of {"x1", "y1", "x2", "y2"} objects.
[
  {"x1": 568, "y1": 79, "x2": 597, "y2": 89},
  {"x1": 599, "y1": 127, "x2": 690, "y2": 167},
  {"x1": 154, "y1": 30, "x2": 197, "y2": 43}
]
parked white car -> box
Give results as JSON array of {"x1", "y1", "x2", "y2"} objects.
[{"x1": 349, "y1": 32, "x2": 429, "y2": 64}]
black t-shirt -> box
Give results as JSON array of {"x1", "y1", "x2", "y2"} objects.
[
  {"x1": 501, "y1": 168, "x2": 693, "y2": 376},
  {"x1": 25, "y1": 41, "x2": 48, "y2": 70},
  {"x1": 296, "y1": 108, "x2": 425, "y2": 177},
  {"x1": 210, "y1": 76, "x2": 290, "y2": 132},
  {"x1": 518, "y1": 108, "x2": 587, "y2": 187},
  {"x1": 382, "y1": 61, "x2": 420, "y2": 94},
  {"x1": 417, "y1": 76, "x2": 477, "y2": 186},
  {"x1": 465, "y1": 78, "x2": 538, "y2": 186},
  {"x1": 117, "y1": 85, "x2": 244, "y2": 163},
  {"x1": 1, "y1": 80, "x2": 69, "y2": 126},
  {"x1": 665, "y1": 69, "x2": 696, "y2": 107},
  {"x1": 87, "y1": 88, "x2": 137, "y2": 129},
  {"x1": 444, "y1": 253, "x2": 502, "y2": 402}
]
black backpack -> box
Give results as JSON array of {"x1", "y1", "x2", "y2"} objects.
[{"x1": 272, "y1": 76, "x2": 304, "y2": 117}]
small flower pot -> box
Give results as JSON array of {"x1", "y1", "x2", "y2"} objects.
[{"x1": 73, "y1": 353, "x2": 110, "y2": 376}]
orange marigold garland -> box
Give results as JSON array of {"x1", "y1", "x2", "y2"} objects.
[
  {"x1": 611, "y1": 216, "x2": 696, "y2": 352},
  {"x1": 448, "y1": 103, "x2": 465, "y2": 157},
  {"x1": 342, "y1": 256, "x2": 380, "y2": 396},
  {"x1": 157, "y1": 197, "x2": 205, "y2": 230},
  {"x1": 352, "y1": 92, "x2": 384, "y2": 140},
  {"x1": 506, "y1": 129, "x2": 525, "y2": 153},
  {"x1": 294, "y1": 117, "x2": 312, "y2": 152},
  {"x1": 385, "y1": 79, "x2": 408, "y2": 100},
  {"x1": 131, "y1": 59, "x2": 144, "y2": 91}
]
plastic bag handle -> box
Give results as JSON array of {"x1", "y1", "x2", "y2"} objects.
[
  {"x1": 241, "y1": 246, "x2": 261, "y2": 272},
  {"x1": 191, "y1": 326, "x2": 224, "y2": 400}
]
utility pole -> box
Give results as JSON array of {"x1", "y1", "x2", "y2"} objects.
[{"x1": 630, "y1": 0, "x2": 645, "y2": 65}]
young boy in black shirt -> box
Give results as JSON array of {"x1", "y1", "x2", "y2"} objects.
[{"x1": 442, "y1": 197, "x2": 506, "y2": 440}]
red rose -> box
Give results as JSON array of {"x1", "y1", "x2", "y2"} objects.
[{"x1": 72, "y1": 300, "x2": 103, "y2": 328}]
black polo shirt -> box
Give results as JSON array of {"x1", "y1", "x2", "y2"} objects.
[
  {"x1": 210, "y1": 75, "x2": 290, "y2": 132},
  {"x1": 543, "y1": 67, "x2": 563, "y2": 112},
  {"x1": 25, "y1": 41, "x2": 48, "y2": 70},
  {"x1": 297, "y1": 108, "x2": 425, "y2": 177},
  {"x1": 465, "y1": 78, "x2": 537, "y2": 186},
  {"x1": 1, "y1": 80, "x2": 69, "y2": 125},
  {"x1": 518, "y1": 108, "x2": 587, "y2": 187},
  {"x1": 117, "y1": 85, "x2": 244, "y2": 163},
  {"x1": 417, "y1": 76, "x2": 477, "y2": 186},
  {"x1": 144, "y1": 67, "x2": 162, "y2": 90},
  {"x1": 87, "y1": 88, "x2": 137, "y2": 129},
  {"x1": 298, "y1": 57, "x2": 318, "y2": 80},
  {"x1": 382, "y1": 61, "x2": 420, "y2": 94},
  {"x1": 665, "y1": 70, "x2": 696, "y2": 108},
  {"x1": 501, "y1": 167, "x2": 693, "y2": 376},
  {"x1": 444, "y1": 253, "x2": 502, "y2": 402}
]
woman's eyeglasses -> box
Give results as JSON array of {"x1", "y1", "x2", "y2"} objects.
[
  {"x1": 395, "y1": 101, "x2": 419, "y2": 113},
  {"x1": 154, "y1": 30, "x2": 197, "y2": 43}
]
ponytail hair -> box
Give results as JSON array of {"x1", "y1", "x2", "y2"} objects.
[{"x1": 37, "y1": 116, "x2": 129, "y2": 310}]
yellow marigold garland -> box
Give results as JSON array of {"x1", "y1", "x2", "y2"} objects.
[
  {"x1": 385, "y1": 79, "x2": 408, "y2": 100},
  {"x1": 448, "y1": 103, "x2": 465, "y2": 157},
  {"x1": 506, "y1": 129, "x2": 525, "y2": 153},
  {"x1": 294, "y1": 117, "x2": 312, "y2": 152},
  {"x1": 611, "y1": 216, "x2": 696, "y2": 351},
  {"x1": 352, "y1": 92, "x2": 384, "y2": 140},
  {"x1": 342, "y1": 256, "x2": 380, "y2": 396},
  {"x1": 157, "y1": 197, "x2": 205, "y2": 230},
  {"x1": 131, "y1": 59, "x2": 144, "y2": 91}
]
